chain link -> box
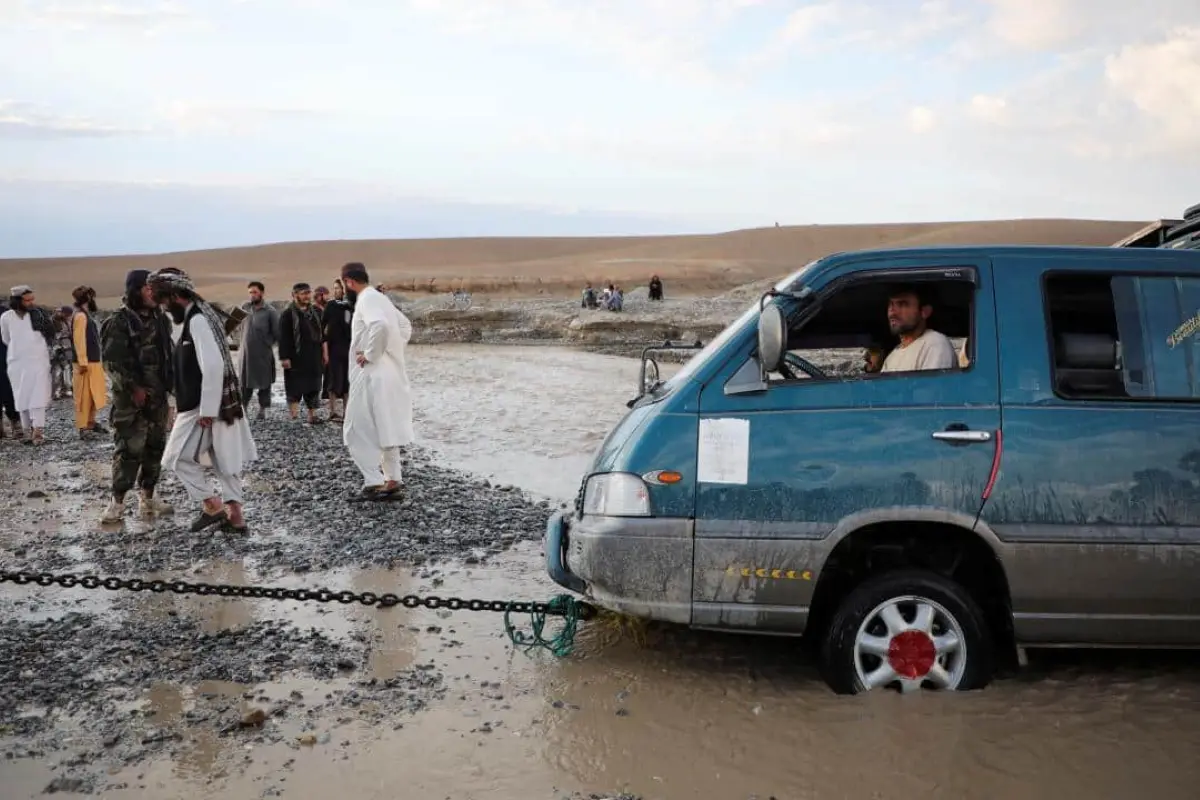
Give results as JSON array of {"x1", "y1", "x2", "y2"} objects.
[{"x1": 0, "y1": 569, "x2": 596, "y2": 620}]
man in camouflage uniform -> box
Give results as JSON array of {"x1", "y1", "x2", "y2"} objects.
[{"x1": 100, "y1": 269, "x2": 177, "y2": 523}]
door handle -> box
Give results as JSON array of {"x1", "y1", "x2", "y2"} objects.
[{"x1": 932, "y1": 429, "x2": 992, "y2": 443}]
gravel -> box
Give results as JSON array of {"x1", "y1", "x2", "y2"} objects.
[
  {"x1": 0, "y1": 397, "x2": 560, "y2": 793},
  {"x1": 1, "y1": 400, "x2": 557, "y2": 577}
]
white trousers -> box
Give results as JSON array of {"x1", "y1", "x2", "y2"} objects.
[
  {"x1": 174, "y1": 427, "x2": 245, "y2": 504},
  {"x1": 20, "y1": 407, "x2": 46, "y2": 428},
  {"x1": 347, "y1": 437, "x2": 404, "y2": 488}
]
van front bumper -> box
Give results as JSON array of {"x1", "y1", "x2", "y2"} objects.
[{"x1": 543, "y1": 510, "x2": 693, "y2": 624}]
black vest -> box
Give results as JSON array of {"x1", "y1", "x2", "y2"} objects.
[{"x1": 173, "y1": 304, "x2": 205, "y2": 414}]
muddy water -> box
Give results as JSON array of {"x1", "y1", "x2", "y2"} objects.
[{"x1": 5, "y1": 344, "x2": 1200, "y2": 799}]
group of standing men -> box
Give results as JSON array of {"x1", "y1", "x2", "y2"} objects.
[
  {"x1": 1, "y1": 285, "x2": 113, "y2": 447},
  {"x1": 236, "y1": 279, "x2": 354, "y2": 425},
  {"x1": 1, "y1": 263, "x2": 415, "y2": 531}
]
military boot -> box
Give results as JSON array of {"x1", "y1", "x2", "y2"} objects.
[
  {"x1": 138, "y1": 490, "x2": 174, "y2": 518},
  {"x1": 101, "y1": 497, "x2": 125, "y2": 524}
]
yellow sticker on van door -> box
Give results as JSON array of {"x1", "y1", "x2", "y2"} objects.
[{"x1": 726, "y1": 566, "x2": 812, "y2": 580}]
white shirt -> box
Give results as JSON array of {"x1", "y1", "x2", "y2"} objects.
[{"x1": 881, "y1": 329, "x2": 958, "y2": 373}]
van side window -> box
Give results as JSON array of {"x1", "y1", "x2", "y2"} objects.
[
  {"x1": 1045, "y1": 272, "x2": 1200, "y2": 402},
  {"x1": 767, "y1": 278, "x2": 972, "y2": 383}
]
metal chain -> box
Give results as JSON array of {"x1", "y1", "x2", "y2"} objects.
[{"x1": 0, "y1": 569, "x2": 596, "y2": 620}]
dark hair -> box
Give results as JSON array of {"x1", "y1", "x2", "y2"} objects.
[
  {"x1": 248, "y1": 281, "x2": 265, "y2": 292},
  {"x1": 888, "y1": 282, "x2": 937, "y2": 308},
  {"x1": 341, "y1": 262, "x2": 370, "y2": 284},
  {"x1": 292, "y1": 282, "x2": 311, "y2": 293}
]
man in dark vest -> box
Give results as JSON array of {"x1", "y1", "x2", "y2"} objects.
[
  {"x1": 71, "y1": 285, "x2": 109, "y2": 437},
  {"x1": 279, "y1": 281, "x2": 325, "y2": 424},
  {"x1": 151, "y1": 268, "x2": 257, "y2": 533},
  {"x1": 100, "y1": 269, "x2": 177, "y2": 524}
]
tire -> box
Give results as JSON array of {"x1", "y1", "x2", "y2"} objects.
[
  {"x1": 819, "y1": 568, "x2": 994, "y2": 695},
  {"x1": 1183, "y1": 202, "x2": 1200, "y2": 221}
]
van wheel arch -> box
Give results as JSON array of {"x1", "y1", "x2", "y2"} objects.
[{"x1": 805, "y1": 520, "x2": 1016, "y2": 673}]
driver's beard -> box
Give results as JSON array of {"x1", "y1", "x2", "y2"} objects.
[
  {"x1": 168, "y1": 303, "x2": 187, "y2": 325},
  {"x1": 345, "y1": 289, "x2": 358, "y2": 303}
]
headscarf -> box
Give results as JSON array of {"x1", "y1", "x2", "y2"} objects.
[{"x1": 147, "y1": 268, "x2": 241, "y2": 401}]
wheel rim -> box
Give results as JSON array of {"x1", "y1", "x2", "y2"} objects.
[{"x1": 852, "y1": 594, "x2": 967, "y2": 694}]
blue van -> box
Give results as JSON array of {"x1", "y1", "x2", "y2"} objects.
[{"x1": 545, "y1": 244, "x2": 1200, "y2": 695}]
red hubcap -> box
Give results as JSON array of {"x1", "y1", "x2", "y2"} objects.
[{"x1": 887, "y1": 630, "x2": 936, "y2": 679}]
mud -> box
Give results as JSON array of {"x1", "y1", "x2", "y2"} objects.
[{"x1": 2, "y1": 344, "x2": 1200, "y2": 799}]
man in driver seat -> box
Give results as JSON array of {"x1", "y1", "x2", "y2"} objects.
[{"x1": 880, "y1": 283, "x2": 958, "y2": 373}]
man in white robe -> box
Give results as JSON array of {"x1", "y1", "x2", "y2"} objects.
[
  {"x1": 149, "y1": 268, "x2": 258, "y2": 532},
  {"x1": 0, "y1": 285, "x2": 54, "y2": 445},
  {"x1": 340, "y1": 263, "x2": 414, "y2": 500}
]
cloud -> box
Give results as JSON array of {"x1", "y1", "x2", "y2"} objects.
[
  {"x1": 0, "y1": 100, "x2": 146, "y2": 138},
  {"x1": 1105, "y1": 26, "x2": 1200, "y2": 150},
  {"x1": 160, "y1": 102, "x2": 329, "y2": 135},
  {"x1": 966, "y1": 94, "x2": 1009, "y2": 124},
  {"x1": 982, "y1": 0, "x2": 1200, "y2": 51},
  {"x1": 0, "y1": 0, "x2": 201, "y2": 33},
  {"x1": 908, "y1": 106, "x2": 937, "y2": 133}
]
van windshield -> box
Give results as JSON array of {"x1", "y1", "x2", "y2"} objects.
[{"x1": 661, "y1": 259, "x2": 821, "y2": 391}]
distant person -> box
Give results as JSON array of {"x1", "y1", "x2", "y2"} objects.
[
  {"x1": 322, "y1": 279, "x2": 353, "y2": 422},
  {"x1": 100, "y1": 269, "x2": 176, "y2": 523},
  {"x1": 863, "y1": 342, "x2": 887, "y2": 374},
  {"x1": 151, "y1": 268, "x2": 256, "y2": 533},
  {"x1": 340, "y1": 262, "x2": 413, "y2": 501},
  {"x1": 237, "y1": 280, "x2": 280, "y2": 420},
  {"x1": 606, "y1": 285, "x2": 624, "y2": 312},
  {"x1": 71, "y1": 285, "x2": 109, "y2": 438},
  {"x1": 0, "y1": 285, "x2": 54, "y2": 445},
  {"x1": 880, "y1": 284, "x2": 957, "y2": 373},
  {"x1": 0, "y1": 300, "x2": 20, "y2": 440},
  {"x1": 581, "y1": 283, "x2": 599, "y2": 309},
  {"x1": 648, "y1": 275, "x2": 663, "y2": 301},
  {"x1": 279, "y1": 282, "x2": 325, "y2": 424},
  {"x1": 51, "y1": 306, "x2": 74, "y2": 400}
]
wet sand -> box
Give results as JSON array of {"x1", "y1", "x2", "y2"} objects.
[{"x1": 3, "y1": 345, "x2": 1200, "y2": 799}]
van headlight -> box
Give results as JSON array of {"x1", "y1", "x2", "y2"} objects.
[{"x1": 582, "y1": 473, "x2": 651, "y2": 517}]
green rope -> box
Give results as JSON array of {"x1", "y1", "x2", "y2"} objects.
[{"x1": 503, "y1": 594, "x2": 584, "y2": 657}]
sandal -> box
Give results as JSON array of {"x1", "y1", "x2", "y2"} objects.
[
  {"x1": 221, "y1": 519, "x2": 249, "y2": 534},
  {"x1": 189, "y1": 507, "x2": 228, "y2": 532}
]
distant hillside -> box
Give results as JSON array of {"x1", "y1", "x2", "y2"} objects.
[{"x1": 0, "y1": 218, "x2": 1144, "y2": 306}]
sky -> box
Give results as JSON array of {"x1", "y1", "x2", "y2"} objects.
[{"x1": 1, "y1": 0, "x2": 1198, "y2": 256}]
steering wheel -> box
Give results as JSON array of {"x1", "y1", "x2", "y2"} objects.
[{"x1": 777, "y1": 352, "x2": 829, "y2": 381}]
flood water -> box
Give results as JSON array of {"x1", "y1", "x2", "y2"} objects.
[{"x1": 5, "y1": 344, "x2": 1200, "y2": 799}]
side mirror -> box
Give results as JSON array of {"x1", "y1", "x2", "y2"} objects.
[
  {"x1": 640, "y1": 356, "x2": 660, "y2": 394},
  {"x1": 757, "y1": 302, "x2": 786, "y2": 373}
]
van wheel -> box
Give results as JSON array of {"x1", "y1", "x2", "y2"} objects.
[{"x1": 819, "y1": 569, "x2": 993, "y2": 695}]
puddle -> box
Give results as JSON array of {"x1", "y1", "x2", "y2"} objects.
[{"x1": 3, "y1": 345, "x2": 1200, "y2": 799}]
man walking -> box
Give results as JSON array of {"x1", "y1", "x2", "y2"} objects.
[
  {"x1": 237, "y1": 280, "x2": 279, "y2": 420},
  {"x1": 340, "y1": 263, "x2": 413, "y2": 500},
  {"x1": 100, "y1": 269, "x2": 177, "y2": 523},
  {"x1": 322, "y1": 279, "x2": 353, "y2": 422},
  {"x1": 0, "y1": 285, "x2": 54, "y2": 445},
  {"x1": 278, "y1": 282, "x2": 325, "y2": 424},
  {"x1": 71, "y1": 285, "x2": 109, "y2": 438},
  {"x1": 151, "y1": 268, "x2": 257, "y2": 532}
]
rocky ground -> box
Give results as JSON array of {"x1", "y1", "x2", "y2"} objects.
[{"x1": 0, "y1": 401, "x2": 636, "y2": 798}]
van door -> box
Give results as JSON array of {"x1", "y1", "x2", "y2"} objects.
[
  {"x1": 988, "y1": 258, "x2": 1200, "y2": 646},
  {"x1": 690, "y1": 258, "x2": 1001, "y2": 633}
]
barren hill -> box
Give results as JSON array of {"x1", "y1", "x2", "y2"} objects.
[{"x1": 0, "y1": 219, "x2": 1143, "y2": 306}]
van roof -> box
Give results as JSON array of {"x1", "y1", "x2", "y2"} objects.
[{"x1": 816, "y1": 243, "x2": 1200, "y2": 269}]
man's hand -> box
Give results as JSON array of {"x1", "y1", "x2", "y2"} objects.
[
  {"x1": 132, "y1": 387, "x2": 147, "y2": 407},
  {"x1": 355, "y1": 351, "x2": 368, "y2": 367},
  {"x1": 281, "y1": 359, "x2": 291, "y2": 370},
  {"x1": 198, "y1": 416, "x2": 213, "y2": 428},
  {"x1": 77, "y1": 364, "x2": 88, "y2": 374}
]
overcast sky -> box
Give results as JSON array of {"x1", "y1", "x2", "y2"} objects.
[{"x1": 2, "y1": 0, "x2": 1198, "y2": 257}]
